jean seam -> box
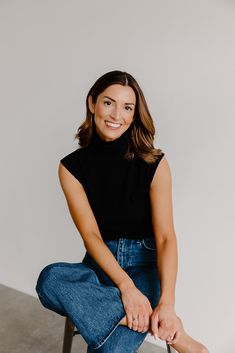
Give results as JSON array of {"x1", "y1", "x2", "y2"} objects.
[{"x1": 142, "y1": 238, "x2": 156, "y2": 251}]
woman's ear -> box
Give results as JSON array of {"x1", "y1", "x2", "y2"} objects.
[{"x1": 88, "y1": 95, "x2": 95, "y2": 114}]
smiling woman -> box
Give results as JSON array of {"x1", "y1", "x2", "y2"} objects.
[
  {"x1": 88, "y1": 84, "x2": 136, "y2": 140},
  {"x1": 35, "y1": 70, "x2": 209, "y2": 353},
  {"x1": 75, "y1": 71, "x2": 164, "y2": 166}
]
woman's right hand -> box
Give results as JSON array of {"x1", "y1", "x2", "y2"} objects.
[{"x1": 119, "y1": 283, "x2": 153, "y2": 333}]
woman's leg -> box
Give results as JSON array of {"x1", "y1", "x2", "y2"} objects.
[
  {"x1": 166, "y1": 316, "x2": 209, "y2": 353},
  {"x1": 36, "y1": 246, "x2": 209, "y2": 352},
  {"x1": 35, "y1": 262, "x2": 126, "y2": 350},
  {"x1": 36, "y1": 260, "x2": 156, "y2": 353}
]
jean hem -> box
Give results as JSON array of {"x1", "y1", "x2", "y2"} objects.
[{"x1": 92, "y1": 312, "x2": 126, "y2": 350}]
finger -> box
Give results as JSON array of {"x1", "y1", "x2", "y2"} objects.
[
  {"x1": 137, "y1": 314, "x2": 145, "y2": 332},
  {"x1": 166, "y1": 332, "x2": 175, "y2": 343},
  {"x1": 168, "y1": 330, "x2": 181, "y2": 344},
  {"x1": 132, "y1": 315, "x2": 139, "y2": 331},
  {"x1": 151, "y1": 312, "x2": 159, "y2": 338},
  {"x1": 127, "y1": 313, "x2": 134, "y2": 330},
  {"x1": 141, "y1": 311, "x2": 150, "y2": 332},
  {"x1": 159, "y1": 326, "x2": 172, "y2": 341},
  {"x1": 142, "y1": 314, "x2": 150, "y2": 333}
]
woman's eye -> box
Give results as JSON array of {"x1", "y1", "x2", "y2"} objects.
[{"x1": 104, "y1": 101, "x2": 132, "y2": 111}]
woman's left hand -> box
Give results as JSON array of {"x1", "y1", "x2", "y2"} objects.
[{"x1": 149, "y1": 303, "x2": 181, "y2": 344}]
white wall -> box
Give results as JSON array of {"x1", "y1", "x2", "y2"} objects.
[{"x1": 0, "y1": 1, "x2": 234, "y2": 352}]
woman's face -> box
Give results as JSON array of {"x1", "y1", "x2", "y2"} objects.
[{"x1": 88, "y1": 84, "x2": 136, "y2": 142}]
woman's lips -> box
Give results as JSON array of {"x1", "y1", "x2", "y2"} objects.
[{"x1": 105, "y1": 121, "x2": 122, "y2": 129}]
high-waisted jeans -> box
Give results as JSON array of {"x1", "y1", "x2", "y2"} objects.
[{"x1": 35, "y1": 237, "x2": 161, "y2": 353}]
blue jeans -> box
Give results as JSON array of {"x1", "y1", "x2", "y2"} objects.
[{"x1": 35, "y1": 237, "x2": 161, "y2": 353}]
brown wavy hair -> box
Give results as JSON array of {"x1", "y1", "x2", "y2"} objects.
[{"x1": 74, "y1": 70, "x2": 163, "y2": 164}]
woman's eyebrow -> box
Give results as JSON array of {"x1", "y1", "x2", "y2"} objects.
[{"x1": 103, "y1": 95, "x2": 135, "y2": 106}]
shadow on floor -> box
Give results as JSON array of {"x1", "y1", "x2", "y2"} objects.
[{"x1": 0, "y1": 284, "x2": 168, "y2": 353}]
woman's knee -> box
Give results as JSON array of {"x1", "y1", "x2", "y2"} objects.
[
  {"x1": 35, "y1": 262, "x2": 67, "y2": 295},
  {"x1": 35, "y1": 262, "x2": 70, "y2": 316}
]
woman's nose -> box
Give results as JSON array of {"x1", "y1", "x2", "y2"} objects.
[{"x1": 110, "y1": 107, "x2": 122, "y2": 120}]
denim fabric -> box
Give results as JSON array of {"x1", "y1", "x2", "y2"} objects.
[{"x1": 36, "y1": 237, "x2": 161, "y2": 352}]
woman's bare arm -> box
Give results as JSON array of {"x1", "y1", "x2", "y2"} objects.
[
  {"x1": 58, "y1": 162, "x2": 135, "y2": 292},
  {"x1": 149, "y1": 156, "x2": 178, "y2": 306}
]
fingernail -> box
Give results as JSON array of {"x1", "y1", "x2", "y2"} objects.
[{"x1": 154, "y1": 334, "x2": 158, "y2": 340}]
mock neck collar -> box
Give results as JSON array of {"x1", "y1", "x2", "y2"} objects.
[{"x1": 90, "y1": 128, "x2": 129, "y2": 155}]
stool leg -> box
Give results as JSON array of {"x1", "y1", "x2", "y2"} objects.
[{"x1": 62, "y1": 317, "x2": 75, "y2": 353}]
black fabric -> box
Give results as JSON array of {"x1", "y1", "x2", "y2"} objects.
[{"x1": 60, "y1": 128, "x2": 165, "y2": 241}]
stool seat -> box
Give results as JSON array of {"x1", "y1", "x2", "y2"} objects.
[{"x1": 62, "y1": 316, "x2": 173, "y2": 353}]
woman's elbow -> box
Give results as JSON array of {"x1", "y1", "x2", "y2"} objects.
[{"x1": 155, "y1": 231, "x2": 177, "y2": 245}]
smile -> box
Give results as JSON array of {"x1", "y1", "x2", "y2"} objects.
[{"x1": 105, "y1": 121, "x2": 122, "y2": 129}]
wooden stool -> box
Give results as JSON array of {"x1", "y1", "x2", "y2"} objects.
[{"x1": 62, "y1": 317, "x2": 173, "y2": 353}]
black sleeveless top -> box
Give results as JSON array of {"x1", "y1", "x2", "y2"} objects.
[{"x1": 60, "y1": 128, "x2": 165, "y2": 241}]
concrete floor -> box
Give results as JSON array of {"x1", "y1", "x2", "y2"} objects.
[{"x1": 0, "y1": 284, "x2": 171, "y2": 353}]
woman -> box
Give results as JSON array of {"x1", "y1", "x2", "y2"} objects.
[{"x1": 36, "y1": 70, "x2": 209, "y2": 353}]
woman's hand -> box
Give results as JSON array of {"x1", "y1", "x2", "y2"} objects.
[
  {"x1": 119, "y1": 283, "x2": 153, "y2": 333},
  {"x1": 150, "y1": 303, "x2": 181, "y2": 344}
]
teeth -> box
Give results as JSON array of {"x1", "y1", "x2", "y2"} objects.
[{"x1": 105, "y1": 121, "x2": 121, "y2": 128}]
